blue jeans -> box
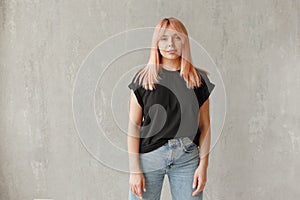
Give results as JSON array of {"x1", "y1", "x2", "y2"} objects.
[{"x1": 128, "y1": 137, "x2": 203, "y2": 200}]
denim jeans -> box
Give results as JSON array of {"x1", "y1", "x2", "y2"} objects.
[{"x1": 128, "y1": 137, "x2": 203, "y2": 200}]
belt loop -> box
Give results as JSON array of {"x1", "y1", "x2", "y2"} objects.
[
  {"x1": 168, "y1": 139, "x2": 172, "y2": 146},
  {"x1": 179, "y1": 137, "x2": 184, "y2": 148}
]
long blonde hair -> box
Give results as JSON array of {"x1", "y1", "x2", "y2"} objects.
[{"x1": 135, "y1": 17, "x2": 208, "y2": 90}]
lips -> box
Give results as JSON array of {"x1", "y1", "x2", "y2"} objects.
[{"x1": 166, "y1": 50, "x2": 177, "y2": 53}]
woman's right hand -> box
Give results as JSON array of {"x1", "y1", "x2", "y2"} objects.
[{"x1": 129, "y1": 172, "x2": 146, "y2": 199}]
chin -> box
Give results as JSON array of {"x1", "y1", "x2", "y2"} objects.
[{"x1": 164, "y1": 55, "x2": 180, "y2": 59}]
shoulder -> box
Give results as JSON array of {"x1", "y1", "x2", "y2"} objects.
[
  {"x1": 194, "y1": 67, "x2": 215, "y2": 91},
  {"x1": 194, "y1": 67, "x2": 209, "y2": 84},
  {"x1": 193, "y1": 67, "x2": 216, "y2": 107},
  {"x1": 128, "y1": 67, "x2": 145, "y2": 91}
]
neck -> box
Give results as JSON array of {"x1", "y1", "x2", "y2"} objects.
[{"x1": 160, "y1": 57, "x2": 181, "y2": 70}]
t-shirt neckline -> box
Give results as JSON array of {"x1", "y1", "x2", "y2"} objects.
[{"x1": 161, "y1": 67, "x2": 180, "y2": 73}]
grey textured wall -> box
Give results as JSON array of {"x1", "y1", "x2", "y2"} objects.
[{"x1": 1, "y1": 0, "x2": 299, "y2": 200}]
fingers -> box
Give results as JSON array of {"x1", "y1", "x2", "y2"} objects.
[
  {"x1": 136, "y1": 186, "x2": 143, "y2": 199},
  {"x1": 130, "y1": 177, "x2": 145, "y2": 199},
  {"x1": 131, "y1": 185, "x2": 143, "y2": 199},
  {"x1": 192, "y1": 175, "x2": 197, "y2": 189},
  {"x1": 142, "y1": 176, "x2": 146, "y2": 192},
  {"x1": 192, "y1": 179, "x2": 205, "y2": 196}
]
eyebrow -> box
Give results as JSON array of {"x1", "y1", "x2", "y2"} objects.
[{"x1": 161, "y1": 33, "x2": 180, "y2": 37}]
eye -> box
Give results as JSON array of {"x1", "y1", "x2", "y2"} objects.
[
  {"x1": 160, "y1": 37, "x2": 167, "y2": 41},
  {"x1": 175, "y1": 36, "x2": 181, "y2": 40}
]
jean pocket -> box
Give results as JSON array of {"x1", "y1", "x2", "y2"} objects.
[{"x1": 181, "y1": 137, "x2": 198, "y2": 153}]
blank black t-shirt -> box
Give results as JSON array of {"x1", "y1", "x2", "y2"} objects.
[{"x1": 128, "y1": 67, "x2": 215, "y2": 153}]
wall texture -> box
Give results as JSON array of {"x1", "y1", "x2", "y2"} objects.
[{"x1": 0, "y1": 0, "x2": 299, "y2": 199}]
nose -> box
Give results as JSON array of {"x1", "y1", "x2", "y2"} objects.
[{"x1": 167, "y1": 38, "x2": 174, "y2": 47}]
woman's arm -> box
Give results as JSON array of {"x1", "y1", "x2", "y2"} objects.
[
  {"x1": 198, "y1": 98, "x2": 211, "y2": 169},
  {"x1": 192, "y1": 98, "x2": 211, "y2": 196},
  {"x1": 127, "y1": 90, "x2": 143, "y2": 173}
]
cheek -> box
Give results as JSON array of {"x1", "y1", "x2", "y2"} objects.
[
  {"x1": 158, "y1": 41, "x2": 166, "y2": 49},
  {"x1": 157, "y1": 44, "x2": 165, "y2": 54},
  {"x1": 178, "y1": 43, "x2": 183, "y2": 51},
  {"x1": 175, "y1": 41, "x2": 182, "y2": 47}
]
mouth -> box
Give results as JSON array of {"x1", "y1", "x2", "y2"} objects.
[{"x1": 166, "y1": 50, "x2": 177, "y2": 54}]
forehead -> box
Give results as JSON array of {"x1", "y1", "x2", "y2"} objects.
[{"x1": 161, "y1": 28, "x2": 180, "y2": 36}]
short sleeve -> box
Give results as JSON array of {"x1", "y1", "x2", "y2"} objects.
[
  {"x1": 128, "y1": 73, "x2": 144, "y2": 109},
  {"x1": 195, "y1": 71, "x2": 215, "y2": 107}
]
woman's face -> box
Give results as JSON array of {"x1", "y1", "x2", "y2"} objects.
[{"x1": 157, "y1": 28, "x2": 183, "y2": 60}]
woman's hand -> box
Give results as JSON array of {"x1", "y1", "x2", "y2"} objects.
[
  {"x1": 129, "y1": 172, "x2": 146, "y2": 199},
  {"x1": 192, "y1": 166, "x2": 207, "y2": 196}
]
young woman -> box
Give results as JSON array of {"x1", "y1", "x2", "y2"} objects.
[{"x1": 127, "y1": 17, "x2": 215, "y2": 200}]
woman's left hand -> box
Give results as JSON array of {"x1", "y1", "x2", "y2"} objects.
[{"x1": 192, "y1": 166, "x2": 207, "y2": 196}]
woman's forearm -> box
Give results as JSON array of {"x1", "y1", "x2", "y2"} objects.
[
  {"x1": 198, "y1": 124, "x2": 211, "y2": 169},
  {"x1": 127, "y1": 121, "x2": 142, "y2": 173}
]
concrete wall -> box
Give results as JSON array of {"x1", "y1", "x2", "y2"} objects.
[{"x1": 0, "y1": 0, "x2": 299, "y2": 199}]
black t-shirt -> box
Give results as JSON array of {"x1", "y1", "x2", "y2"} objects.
[{"x1": 128, "y1": 67, "x2": 215, "y2": 153}]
